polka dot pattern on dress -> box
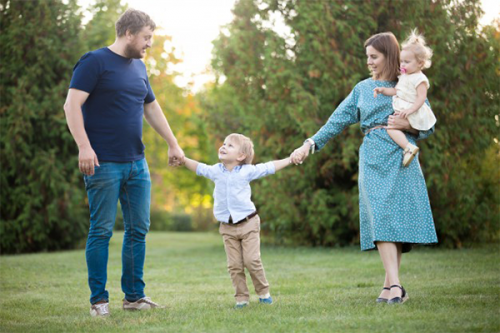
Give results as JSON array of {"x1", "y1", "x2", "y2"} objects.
[{"x1": 311, "y1": 78, "x2": 438, "y2": 252}]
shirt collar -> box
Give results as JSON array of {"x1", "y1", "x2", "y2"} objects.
[{"x1": 221, "y1": 163, "x2": 243, "y2": 173}]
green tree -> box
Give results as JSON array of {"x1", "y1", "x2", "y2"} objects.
[
  {"x1": 143, "y1": 33, "x2": 215, "y2": 230},
  {"x1": 82, "y1": 0, "x2": 127, "y2": 50},
  {"x1": 0, "y1": 0, "x2": 88, "y2": 253},
  {"x1": 205, "y1": 0, "x2": 499, "y2": 247}
]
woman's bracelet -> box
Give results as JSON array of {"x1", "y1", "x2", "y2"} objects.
[{"x1": 304, "y1": 138, "x2": 315, "y2": 154}]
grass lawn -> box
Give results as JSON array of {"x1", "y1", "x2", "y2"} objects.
[{"x1": 0, "y1": 231, "x2": 499, "y2": 333}]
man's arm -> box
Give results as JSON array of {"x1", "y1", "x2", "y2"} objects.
[
  {"x1": 144, "y1": 100, "x2": 185, "y2": 166},
  {"x1": 273, "y1": 157, "x2": 292, "y2": 172},
  {"x1": 184, "y1": 157, "x2": 199, "y2": 173},
  {"x1": 63, "y1": 88, "x2": 100, "y2": 176}
]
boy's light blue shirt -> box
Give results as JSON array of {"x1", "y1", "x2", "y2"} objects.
[{"x1": 196, "y1": 162, "x2": 276, "y2": 223}]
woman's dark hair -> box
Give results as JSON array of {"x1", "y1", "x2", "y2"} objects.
[{"x1": 364, "y1": 32, "x2": 400, "y2": 81}]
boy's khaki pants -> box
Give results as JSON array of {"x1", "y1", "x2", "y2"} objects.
[{"x1": 219, "y1": 215, "x2": 269, "y2": 302}]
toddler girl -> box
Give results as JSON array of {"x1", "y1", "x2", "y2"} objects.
[{"x1": 374, "y1": 30, "x2": 436, "y2": 167}]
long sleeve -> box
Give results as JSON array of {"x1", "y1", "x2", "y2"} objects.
[
  {"x1": 416, "y1": 126, "x2": 434, "y2": 141},
  {"x1": 196, "y1": 163, "x2": 218, "y2": 181},
  {"x1": 311, "y1": 85, "x2": 360, "y2": 151},
  {"x1": 244, "y1": 162, "x2": 276, "y2": 181}
]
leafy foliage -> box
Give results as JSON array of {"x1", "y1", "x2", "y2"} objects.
[
  {"x1": 142, "y1": 33, "x2": 215, "y2": 230},
  {"x1": 205, "y1": 0, "x2": 500, "y2": 247},
  {"x1": 0, "y1": 0, "x2": 88, "y2": 253},
  {"x1": 0, "y1": 0, "x2": 215, "y2": 253},
  {"x1": 82, "y1": 0, "x2": 127, "y2": 50}
]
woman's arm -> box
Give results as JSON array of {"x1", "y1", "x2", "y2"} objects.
[
  {"x1": 388, "y1": 111, "x2": 436, "y2": 140},
  {"x1": 387, "y1": 113, "x2": 418, "y2": 135},
  {"x1": 290, "y1": 85, "x2": 361, "y2": 165}
]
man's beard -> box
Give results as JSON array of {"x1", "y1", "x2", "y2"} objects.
[{"x1": 124, "y1": 44, "x2": 143, "y2": 59}]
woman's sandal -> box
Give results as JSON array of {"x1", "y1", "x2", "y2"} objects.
[
  {"x1": 387, "y1": 285, "x2": 409, "y2": 304},
  {"x1": 376, "y1": 287, "x2": 391, "y2": 303}
]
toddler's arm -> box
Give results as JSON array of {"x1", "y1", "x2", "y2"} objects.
[
  {"x1": 273, "y1": 157, "x2": 292, "y2": 172},
  {"x1": 399, "y1": 83, "x2": 428, "y2": 118},
  {"x1": 373, "y1": 87, "x2": 397, "y2": 98},
  {"x1": 184, "y1": 157, "x2": 199, "y2": 173}
]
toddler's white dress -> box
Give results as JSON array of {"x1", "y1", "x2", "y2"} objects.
[{"x1": 393, "y1": 72, "x2": 436, "y2": 130}]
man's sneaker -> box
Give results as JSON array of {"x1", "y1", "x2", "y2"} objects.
[
  {"x1": 234, "y1": 301, "x2": 249, "y2": 309},
  {"x1": 259, "y1": 296, "x2": 273, "y2": 304},
  {"x1": 123, "y1": 297, "x2": 163, "y2": 311},
  {"x1": 90, "y1": 302, "x2": 110, "y2": 317}
]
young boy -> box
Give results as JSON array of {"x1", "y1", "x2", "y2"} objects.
[{"x1": 183, "y1": 133, "x2": 292, "y2": 308}]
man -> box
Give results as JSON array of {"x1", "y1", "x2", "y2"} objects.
[{"x1": 64, "y1": 9, "x2": 184, "y2": 317}]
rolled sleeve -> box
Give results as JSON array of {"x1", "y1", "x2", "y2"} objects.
[{"x1": 416, "y1": 125, "x2": 435, "y2": 141}]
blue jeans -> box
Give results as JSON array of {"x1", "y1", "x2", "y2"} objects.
[{"x1": 84, "y1": 158, "x2": 151, "y2": 305}]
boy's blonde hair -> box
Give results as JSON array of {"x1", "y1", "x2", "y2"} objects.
[
  {"x1": 402, "y1": 29, "x2": 433, "y2": 69},
  {"x1": 226, "y1": 133, "x2": 254, "y2": 164}
]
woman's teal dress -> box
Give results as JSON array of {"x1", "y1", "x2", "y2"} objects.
[{"x1": 311, "y1": 78, "x2": 438, "y2": 252}]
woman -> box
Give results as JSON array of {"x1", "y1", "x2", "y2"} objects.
[{"x1": 291, "y1": 32, "x2": 438, "y2": 304}]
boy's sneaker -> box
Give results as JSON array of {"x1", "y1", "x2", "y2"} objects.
[
  {"x1": 123, "y1": 297, "x2": 163, "y2": 311},
  {"x1": 259, "y1": 296, "x2": 273, "y2": 304},
  {"x1": 234, "y1": 301, "x2": 249, "y2": 309},
  {"x1": 90, "y1": 302, "x2": 109, "y2": 317},
  {"x1": 402, "y1": 143, "x2": 419, "y2": 167}
]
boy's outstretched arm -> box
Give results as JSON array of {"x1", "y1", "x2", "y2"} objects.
[
  {"x1": 273, "y1": 157, "x2": 292, "y2": 172},
  {"x1": 184, "y1": 157, "x2": 199, "y2": 173}
]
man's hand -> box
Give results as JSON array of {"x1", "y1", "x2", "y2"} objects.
[
  {"x1": 79, "y1": 145, "x2": 100, "y2": 175},
  {"x1": 168, "y1": 145, "x2": 185, "y2": 167}
]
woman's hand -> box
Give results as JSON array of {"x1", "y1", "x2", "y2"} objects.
[
  {"x1": 398, "y1": 108, "x2": 416, "y2": 119},
  {"x1": 290, "y1": 143, "x2": 311, "y2": 165},
  {"x1": 387, "y1": 112, "x2": 418, "y2": 134}
]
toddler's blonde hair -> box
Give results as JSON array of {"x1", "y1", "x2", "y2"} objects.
[
  {"x1": 402, "y1": 29, "x2": 433, "y2": 69},
  {"x1": 226, "y1": 133, "x2": 254, "y2": 164}
]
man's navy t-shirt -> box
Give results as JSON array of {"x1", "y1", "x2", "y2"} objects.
[{"x1": 69, "y1": 47, "x2": 155, "y2": 162}]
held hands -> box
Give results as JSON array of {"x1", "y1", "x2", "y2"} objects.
[
  {"x1": 79, "y1": 145, "x2": 99, "y2": 176},
  {"x1": 290, "y1": 143, "x2": 310, "y2": 165},
  {"x1": 168, "y1": 144, "x2": 186, "y2": 167}
]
